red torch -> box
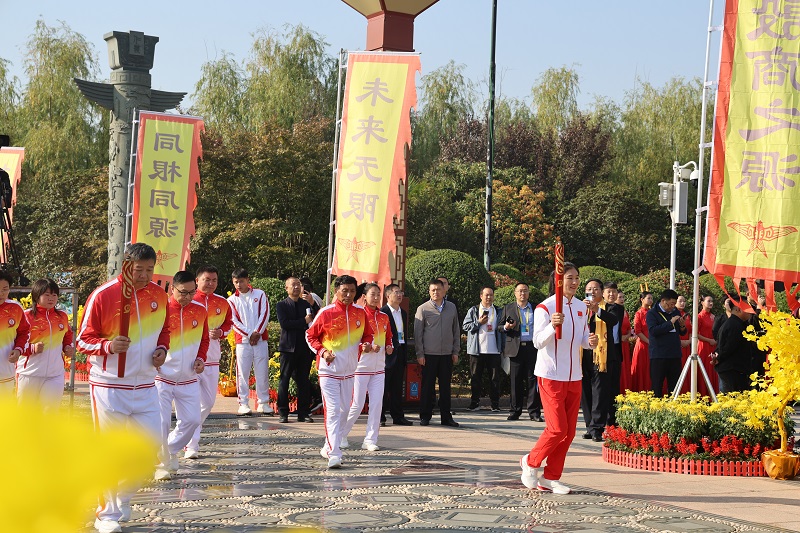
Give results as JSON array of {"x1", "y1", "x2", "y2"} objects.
[
  {"x1": 554, "y1": 238, "x2": 564, "y2": 339},
  {"x1": 117, "y1": 253, "x2": 134, "y2": 377}
]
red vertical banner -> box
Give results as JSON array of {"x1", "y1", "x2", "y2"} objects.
[
  {"x1": 705, "y1": 0, "x2": 800, "y2": 310},
  {"x1": 332, "y1": 52, "x2": 421, "y2": 286},
  {"x1": 131, "y1": 112, "x2": 204, "y2": 285}
]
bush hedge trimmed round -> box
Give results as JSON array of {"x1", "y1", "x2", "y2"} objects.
[
  {"x1": 405, "y1": 249, "x2": 493, "y2": 315},
  {"x1": 250, "y1": 277, "x2": 285, "y2": 321}
]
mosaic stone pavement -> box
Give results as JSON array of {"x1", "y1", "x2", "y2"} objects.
[{"x1": 80, "y1": 417, "x2": 795, "y2": 533}]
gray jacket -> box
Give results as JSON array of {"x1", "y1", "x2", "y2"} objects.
[
  {"x1": 462, "y1": 304, "x2": 505, "y2": 356},
  {"x1": 414, "y1": 299, "x2": 461, "y2": 356}
]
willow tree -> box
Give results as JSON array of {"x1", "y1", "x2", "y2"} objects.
[{"x1": 531, "y1": 65, "x2": 580, "y2": 134}]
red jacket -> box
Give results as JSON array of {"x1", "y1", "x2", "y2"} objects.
[
  {"x1": 193, "y1": 291, "x2": 233, "y2": 365},
  {"x1": 305, "y1": 300, "x2": 374, "y2": 378},
  {"x1": 157, "y1": 298, "x2": 209, "y2": 384},
  {"x1": 18, "y1": 306, "x2": 73, "y2": 378},
  {"x1": 77, "y1": 276, "x2": 170, "y2": 387},
  {"x1": 0, "y1": 299, "x2": 30, "y2": 383}
]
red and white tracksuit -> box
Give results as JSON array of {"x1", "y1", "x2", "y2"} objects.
[
  {"x1": 187, "y1": 291, "x2": 232, "y2": 453},
  {"x1": 77, "y1": 276, "x2": 170, "y2": 523},
  {"x1": 156, "y1": 298, "x2": 209, "y2": 462},
  {"x1": 306, "y1": 300, "x2": 374, "y2": 460},
  {"x1": 526, "y1": 294, "x2": 592, "y2": 481},
  {"x1": 0, "y1": 299, "x2": 29, "y2": 395},
  {"x1": 228, "y1": 287, "x2": 270, "y2": 408},
  {"x1": 17, "y1": 306, "x2": 73, "y2": 409},
  {"x1": 341, "y1": 306, "x2": 392, "y2": 447}
]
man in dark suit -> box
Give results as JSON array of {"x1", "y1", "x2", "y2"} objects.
[
  {"x1": 500, "y1": 283, "x2": 543, "y2": 422},
  {"x1": 381, "y1": 284, "x2": 413, "y2": 426},
  {"x1": 275, "y1": 277, "x2": 319, "y2": 423},
  {"x1": 646, "y1": 288, "x2": 687, "y2": 398},
  {"x1": 579, "y1": 279, "x2": 622, "y2": 441}
]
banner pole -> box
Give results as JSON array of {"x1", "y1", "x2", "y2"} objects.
[
  {"x1": 123, "y1": 109, "x2": 139, "y2": 247},
  {"x1": 326, "y1": 49, "x2": 346, "y2": 305}
]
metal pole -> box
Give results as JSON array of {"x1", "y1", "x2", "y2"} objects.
[
  {"x1": 690, "y1": 0, "x2": 718, "y2": 402},
  {"x1": 326, "y1": 50, "x2": 346, "y2": 305},
  {"x1": 123, "y1": 109, "x2": 139, "y2": 247},
  {"x1": 484, "y1": 0, "x2": 497, "y2": 271}
]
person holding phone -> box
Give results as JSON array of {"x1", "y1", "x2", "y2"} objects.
[
  {"x1": 463, "y1": 287, "x2": 504, "y2": 411},
  {"x1": 645, "y1": 289, "x2": 687, "y2": 398}
]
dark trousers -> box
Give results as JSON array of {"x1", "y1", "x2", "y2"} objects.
[
  {"x1": 581, "y1": 346, "x2": 622, "y2": 437},
  {"x1": 717, "y1": 370, "x2": 750, "y2": 393},
  {"x1": 650, "y1": 358, "x2": 681, "y2": 398},
  {"x1": 420, "y1": 353, "x2": 454, "y2": 422},
  {"x1": 383, "y1": 348, "x2": 407, "y2": 421},
  {"x1": 469, "y1": 353, "x2": 501, "y2": 408},
  {"x1": 278, "y1": 350, "x2": 313, "y2": 418},
  {"x1": 509, "y1": 342, "x2": 541, "y2": 417}
]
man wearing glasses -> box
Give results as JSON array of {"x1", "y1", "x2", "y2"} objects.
[
  {"x1": 154, "y1": 270, "x2": 209, "y2": 481},
  {"x1": 380, "y1": 284, "x2": 413, "y2": 426}
]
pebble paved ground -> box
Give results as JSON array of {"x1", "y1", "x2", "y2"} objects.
[{"x1": 76, "y1": 409, "x2": 798, "y2": 533}]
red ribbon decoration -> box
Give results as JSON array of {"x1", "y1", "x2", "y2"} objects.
[
  {"x1": 554, "y1": 238, "x2": 564, "y2": 339},
  {"x1": 117, "y1": 254, "x2": 134, "y2": 377}
]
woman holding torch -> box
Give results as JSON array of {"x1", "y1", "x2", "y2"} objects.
[{"x1": 519, "y1": 260, "x2": 597, "y2": 495}]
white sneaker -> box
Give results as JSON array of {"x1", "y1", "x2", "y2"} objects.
[
  {"x1": 237, "y1": 404, "x2": 252, "y2": 416},
  {"x1": 519, "y1": 454, "x2": 540, "y2": 489},
  {"x1": 537, "y1": 477, "x2": 570, "y2": 495},
  {"x1": 320, "y1": 447, "x2": 330, "y2": 459},
  {"x1": 184, "y1": 448, "x2": 198, "y2": 459},
  {"x1": 94, "y1": 518, "x2": 122, "y2": 533},
  {"x1": 118, "y1": 501, "x2": 131, "y2": 522},
  {"x1": 362, "y1": 442, "x2": 380, "y2": 452},
  {"x1": 327, "y1": 456, "x2": 342, "y2": 469},
  {"x1": 154, "y1": 466, "x2": 171, "y2": 481},
  {"x1": 256, "y1": 403, "x2": 274, "y2": 414},
  {"x1": 167, "y1": 453, "x2": 179, "y2": 473},
  {"x1": 340, "y1": 438, "x2": 350, "y2": 449}
]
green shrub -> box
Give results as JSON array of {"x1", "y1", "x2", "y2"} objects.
[
  {"x1": 618, "y1": 279, "x2": 660, "y2": 318},
  {"x1": 490, "y1": 263, "x2": 528, "y2": 284},
  {"x1": 250, "y1": 277, "x2": 286, "y2": 321},
  {"x1": 698, "y1": 274, "x2": 727, "y2": 315},
  {"x1": 578, "y1": 265, "x2": 635, "y2": 285},
  {"x1": 406, "y1": 249, "x2": 493, "y2": 315},
  {"x1": 494, "y1": 282, "x2": 546, "y2": 308}
]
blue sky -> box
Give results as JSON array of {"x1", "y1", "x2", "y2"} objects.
[{"x1": 2, "y1": 0, "x2": 723, "y2": 109}]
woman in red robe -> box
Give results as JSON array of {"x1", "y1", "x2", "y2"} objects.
[
  {"x1": 676, "y1": 295, "x2": 692, "y2": 394},
  {"x1": 696, "y1": 295, "x2": 718, "y2": 395},
  {"x1": 630, "y1": 291, "x2": 653, "y2": 393},
  {"x1": 616, "y1": 292, "x2": 633, "y2": 394}
]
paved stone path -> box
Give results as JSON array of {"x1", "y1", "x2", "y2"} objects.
[{"x1": 81, "y1": 415, "x2": 795, "y2": 533}]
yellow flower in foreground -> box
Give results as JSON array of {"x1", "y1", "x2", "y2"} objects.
[{"x1": 0, "y1": 398, "x2": 155, "y2": 532}]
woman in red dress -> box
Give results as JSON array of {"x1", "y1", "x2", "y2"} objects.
[
  {"x1": 676, "y1": 295, "x2": 693, "y2": 394},
  {"x1": 630, "y1": 291, "x2": 653, "y2": 393},
  {"x1": 696, "y1": 295, "x2": 718, "y2": 395},
  {"x1": 616, "y1": 292, "x2": 633, "y2": 394}
]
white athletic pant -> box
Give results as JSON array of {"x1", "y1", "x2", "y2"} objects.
[
  {"x1": 341, "y1": 372, "x2": 385, "y2": 446},
  {"x1": 0, "y1": 377, "x2": 15, "y2": 396},
  {"x1": 155, "y1": 380, "x2": 201, "y2": 459},
  {"x1": 187, "y1": 364, "x2": 219, "y2": 452},
  {"x1": 236, "y1": 342, "x2": 270, "y2": 407},
  {"x1": 319, "y1": 375, "x2": 354, "y2": 460},
  {"x1": 90, "y1": 384, "x2": 161, "y2": 523},
  {"x1": 16, "y1": 374, "x2": 63, "y2": 411}
]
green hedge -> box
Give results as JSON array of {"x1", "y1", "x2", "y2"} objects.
[
  {"x1": 250, "y1": 277, "x2": 286, "y2": 321},
  {"x1": 405, "y1": 249, "x2": 494, "y2": 315},
  {"x1": 578, "y1": 265, "x2": 635, "y2": 285},
  {"x1": 490, "y1": 263, "x2": 528, "y2": 285}
]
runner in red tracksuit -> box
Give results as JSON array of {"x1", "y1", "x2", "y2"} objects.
[{"x1": 0, "y1": 270, "x2": 29, "y2": 395}]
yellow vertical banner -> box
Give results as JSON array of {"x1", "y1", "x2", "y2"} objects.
[
  {"x1": 705, "y1": 0, "x2": 800, "y2": 308},
  {"x1": 131, "y1": 112, "x2": 204, "y2": 284},
  {"x1": 0, "y1": 147, "x2": 24, "y2": 265},
  {"x1": 332, "y1": 52, "x2": 420, "y2": 286}
]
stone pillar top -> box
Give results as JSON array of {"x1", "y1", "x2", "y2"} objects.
[{"x1": 103, "y1": 31, "x2": 159, "y2": 72}]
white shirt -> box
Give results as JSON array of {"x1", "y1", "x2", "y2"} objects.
[
  {"x1": 388, "y1": 304, "x2": 405, "y2": 344},
  {"x1": 477, "y1": 305, "x2": 499, "y2": 354}
]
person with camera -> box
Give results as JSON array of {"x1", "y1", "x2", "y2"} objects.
[
  {"x1": 500, "y1": 283, "x2": 544, "y2": 422},
  {"x1": 463, "y1": 286, "x2": 504, "y2": 411},
  {"x1": 276, "y1": 277, "x2": 319, "y2": 423},
  {"x1": 645, "y1": 289, "x2": 687, "y2": 398}
]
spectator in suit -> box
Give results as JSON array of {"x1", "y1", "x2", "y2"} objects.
[
  {"x1": 646, "y1": 289, "x2": 687, "y2": 397},
  {"x1": 381, "y1": 284, "x2": 413, "y2": 426}
]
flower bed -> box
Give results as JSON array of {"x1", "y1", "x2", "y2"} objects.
[{"x1": 603, "y1": 390, "x2": 794, "y2": 472}]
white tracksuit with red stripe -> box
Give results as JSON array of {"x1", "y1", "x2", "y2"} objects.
[
  {"x1": 17, "y1": 306, "x2": 73, "y2": 409},
  {"x1": 77, "y1": 276, "x2": 170, "y2": 524},
  {"x1": 341, "y1": 305, "x2": 393, "y2": 447},
  {"x1": 228, "y1": 287, "x2": 270, "y2": 408},
  {"x1": 156, "y1": 298, "x2": 209, "y2": 460},
  {"x1": 306, "y1": 300, "x2": 374, "y2": 460},
  {"x1": 187, "y1": 291, "x2": 233, "y2": 453}
]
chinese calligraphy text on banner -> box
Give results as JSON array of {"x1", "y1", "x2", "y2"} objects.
[
  {"x1": 0, "y1": 147, "x2": 24, "y2": 264},
  {"x1": 332, "y1": 52, "x2": 421, "y2": 286},
  {"x1": 705, "y1": 0, "x2": 800, "y2": 310},
  {"x1": 131, "y1": 112, "x2": 204, "y2": 284}
]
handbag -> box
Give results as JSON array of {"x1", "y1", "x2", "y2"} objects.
[{"x1": 219, "y1": 350, "x2": 238, "y2": 397}]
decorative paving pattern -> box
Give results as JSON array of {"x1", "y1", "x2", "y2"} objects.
[{"x1": 82, "y1": 418, "x2": 794, "y2": 532}]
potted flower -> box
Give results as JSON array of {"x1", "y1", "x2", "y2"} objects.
[{"x1": 745, "y1": 311, "x2": 800, "y2": 480}]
